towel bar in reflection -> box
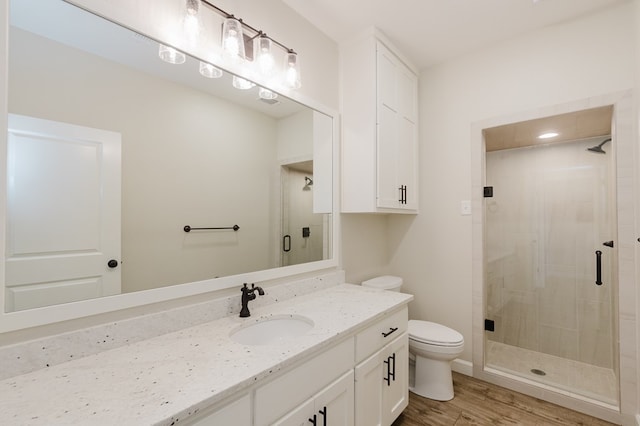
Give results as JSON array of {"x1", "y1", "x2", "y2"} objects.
[{"x1": 183, "y1": 225, "x2": 240, "y2": 232}]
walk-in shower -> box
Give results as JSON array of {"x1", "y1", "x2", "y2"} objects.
[{"x1": 482, "y1": 108, "x2": 618, "y2": 407}]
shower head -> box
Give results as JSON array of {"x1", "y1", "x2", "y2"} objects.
[{"x1": 587, "y1": 138, "x2": 611, "y2": 154}]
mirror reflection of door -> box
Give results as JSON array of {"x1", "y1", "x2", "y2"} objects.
[
  {"x1": 5, "y1": 114, "x2": 122, "y2": 311},
  {"x1": 280, "y1": 162, "x2": 324, "y2": 267}
]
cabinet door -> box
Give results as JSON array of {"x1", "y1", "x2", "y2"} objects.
[
  {"x1": 355, "y1": 333, "x2": 409, "y2": 426},
  {"x1": 355, "y1": 351, "x2": 384, "y2": 426},
  {"x1": 376, "y1": 43, "x2": 401, "y2": 209},
  {"x1": 274, "y1": 371, "x2": 355, "y2": 426},
  {"x1": 314, "y1": 370, "x2": 355, "y2": 426},
  {"x1": 396, "y1": 69, "x2": 418, "y2": 211},
  {"x1": 382, "y1": 333, "x2": 409, "y2": 426}
]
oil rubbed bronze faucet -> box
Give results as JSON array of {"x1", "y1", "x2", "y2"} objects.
[{"x1": 239, "y1": 283, "x2": 264, "y2": 317}]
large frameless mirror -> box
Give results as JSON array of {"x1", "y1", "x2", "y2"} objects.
[{"x1": 3, "y1": 0, "x2": 334, "y2": 314}]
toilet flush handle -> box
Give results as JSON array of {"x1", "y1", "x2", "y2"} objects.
[{"x1": 382, "y1": 327, "x2": 398, "y2": 338}]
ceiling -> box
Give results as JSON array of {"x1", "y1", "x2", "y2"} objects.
[
  {"x1": 483, "y1": 106, "x2": 613, "y2": 152},
  {"x1": 282, "y1": 0, "x2": 629, "y2": 69}
]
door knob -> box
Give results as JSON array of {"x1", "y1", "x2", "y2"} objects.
[{"x1": 107, "y1": 259, "x2": 119, "y2": 268}]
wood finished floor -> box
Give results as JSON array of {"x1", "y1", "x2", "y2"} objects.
[{"x1": 392, "y1": 372, "x2": 619, "y2": 426}]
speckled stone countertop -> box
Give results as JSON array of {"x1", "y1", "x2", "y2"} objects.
[{"x1": 0, "y1": 284, "x2": 412, "y2": 425}]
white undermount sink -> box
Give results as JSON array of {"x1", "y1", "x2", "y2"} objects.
[{"x1": 230, "y1": 315, "x2": 314, "y2": 345}]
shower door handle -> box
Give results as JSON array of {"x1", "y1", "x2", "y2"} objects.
[{"x1": 595, "y1": 250, "x2": 602, "y2": 286}]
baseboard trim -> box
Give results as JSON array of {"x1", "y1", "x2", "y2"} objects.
[{"x1": 452, "y1": 359, "x2": 473, "y2": 376}]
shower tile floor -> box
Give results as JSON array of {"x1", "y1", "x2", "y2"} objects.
[{"x1": 485, "y1": 341, "x2": 618, "y2": 406}]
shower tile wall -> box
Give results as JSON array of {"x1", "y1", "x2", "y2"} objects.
[{"x1": 486, "y1": 139, "x2": 614, "y2": 369}]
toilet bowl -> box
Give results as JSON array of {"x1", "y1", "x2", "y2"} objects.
[
  {"x1": 361, "y1": 276, "x2": 464, "y2": 401},
  {"x1": 408, "y1": 320, "x2": 464, "y2": 401}
]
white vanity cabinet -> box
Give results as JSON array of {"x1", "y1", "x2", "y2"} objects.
[
  {"x1": 354, "y1": 307, "x2": 409, "y2": 426},
  {"x1": 341, "y1": 29, "x2": 419, "y2": 213}
]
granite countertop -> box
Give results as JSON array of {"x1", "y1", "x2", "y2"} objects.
[{"x1": 0, "y1": 284, "x2": 412, "y2": 425}]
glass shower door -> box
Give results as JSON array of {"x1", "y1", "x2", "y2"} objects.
[{"x1": 484, "y1": 137, "x2": 618, "y2": 406}]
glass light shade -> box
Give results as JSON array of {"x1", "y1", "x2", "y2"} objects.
[
  {"x1": 199, "y1": 61, "x2": 223, "y2": 78},
  {"x1": 255, "y1": 36, "x2": 275, "y2": 78},
  {"x1": 232, "y1": 76, "x2": 256, "y2": 90},
  {"x1": 222, "y1": 17, "x2": 245, "y2": 60},
  {"x1": 283, "y1": 51, "x2": 301, "y2": 89},
  {"x1": 183, "y1": 0, "x2": 201, "y2": 42},
  {"x1": 259, "y1": 87, "x2": 278, "y2": 100},
  {"x1": 158, "y1": 44, "x2": 186, "y2": 64}
]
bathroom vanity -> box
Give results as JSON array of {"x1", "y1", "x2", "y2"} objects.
[{"x1": 0, "y1": 284, "x2": 412, "y2": 425}]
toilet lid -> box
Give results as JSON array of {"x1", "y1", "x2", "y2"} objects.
[{"x1": 408, "y1": 320, "x2": 464, "y2": 346}]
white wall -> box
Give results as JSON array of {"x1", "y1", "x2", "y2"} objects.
[
  {"x1": 277, "y1": 109, "x2": 313, "y2": 162},
  {"x1": 386, "y1": 2, "x2": 635, "y2": 366}
]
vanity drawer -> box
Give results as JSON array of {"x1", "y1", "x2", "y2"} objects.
[{"x1": 355, "y1": 306, "x2": 408, "y2": 362}]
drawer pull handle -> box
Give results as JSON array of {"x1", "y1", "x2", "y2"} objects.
[
  {"x1": 319, "y1": 407, "x2": 327, "y2": 426},
  {"x1": 382, "y1": 327, "x2": 398, "y2": 338},
  {"x1": 308, "y1": 414, "x2": 317, "y2": 425}
]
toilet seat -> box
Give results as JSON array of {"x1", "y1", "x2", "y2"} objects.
[{"x1": 408, "y1": 320, "x2": 464, "y2": 347}]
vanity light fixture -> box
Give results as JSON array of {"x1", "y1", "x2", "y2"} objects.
[
  {"x1": 284, "y1": 50, "x2": 301, "y2": 90},
  {"x1": 199, "y1": 61, "x2": 223, "y2": 78},
  {"x1": 175, "y1": 0, "x2": 302, "y2": 89},
  {"x1": 158, "y1": 44, "x2": 186, "y2": 64},
  {"x1": 222, "y1": 16, "x2": 246, "y2": 61},
  {"x1": 255, "y1": 33, "x2": 275, "y2": 78},
  {"x1": 538, "y1": 131, "x2": 559, "y2": 139},
  {"x1": 183, "y1": 0, "x2": 202, "y2": 43}
]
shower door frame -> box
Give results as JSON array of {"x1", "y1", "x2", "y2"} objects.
[{"x1": 470, "y1": 90, "x2": 636, "y2": 425}]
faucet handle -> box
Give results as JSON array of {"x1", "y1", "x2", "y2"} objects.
[{"x1": 252, "y1": 283, "x2": 265, "y2": 295}]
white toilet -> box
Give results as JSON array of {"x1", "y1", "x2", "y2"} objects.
[{"x1": 361, "y1": 276, "x2": 464, "y2": 402}]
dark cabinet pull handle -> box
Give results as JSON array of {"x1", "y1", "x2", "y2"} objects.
[
  {"x1": 283, "y1": 235, "x2": 291, "y2": 252},
  {"x1": 382, "y1": 327, "x2": 398, "y2": 338},
  {"x1": 107, "y1": 259, "x2": 118, "y2": 268},
  {"x1": 383, "y1": 352, "x2": 397, "y2": 386},
  {"x1": 308, "y1": 414, "x2": 317, "y2": 425},
  {"x1": 319, "y1": 407, "x2": 327, "y2": 426},
  {"x1": 390, "y1": 352, "x2": 396, "y2": 382},
  {"x1": 398, "y1": 185, "x2": 407, "y2": 204},
  {"x1": 384, "y1": 356, "x2": 391, "y2": 386},
  {"x1": 595, "y1": 250, "x2": 602, "y2": 286}
]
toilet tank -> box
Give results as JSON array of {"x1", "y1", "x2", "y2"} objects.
[{"x1": 361, "y1": 275, "x2": 403, "y2": 292}]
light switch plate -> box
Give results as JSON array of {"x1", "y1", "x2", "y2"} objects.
[{"x1": 461, "y1": 200, "x2": 472, "y2": 215}]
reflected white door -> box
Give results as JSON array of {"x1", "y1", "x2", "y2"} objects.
[{"x1": 5, "y1": 114, "x2": 121, "y2": 311}]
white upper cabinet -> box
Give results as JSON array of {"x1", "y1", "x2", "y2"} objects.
[{"x1": 341, "y1": 29, "x2": 418, "y2": 213}]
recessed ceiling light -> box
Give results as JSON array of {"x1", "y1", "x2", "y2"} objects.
[{"x1": 538, "y1": 132, "x2": 559, "y2": 139}]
